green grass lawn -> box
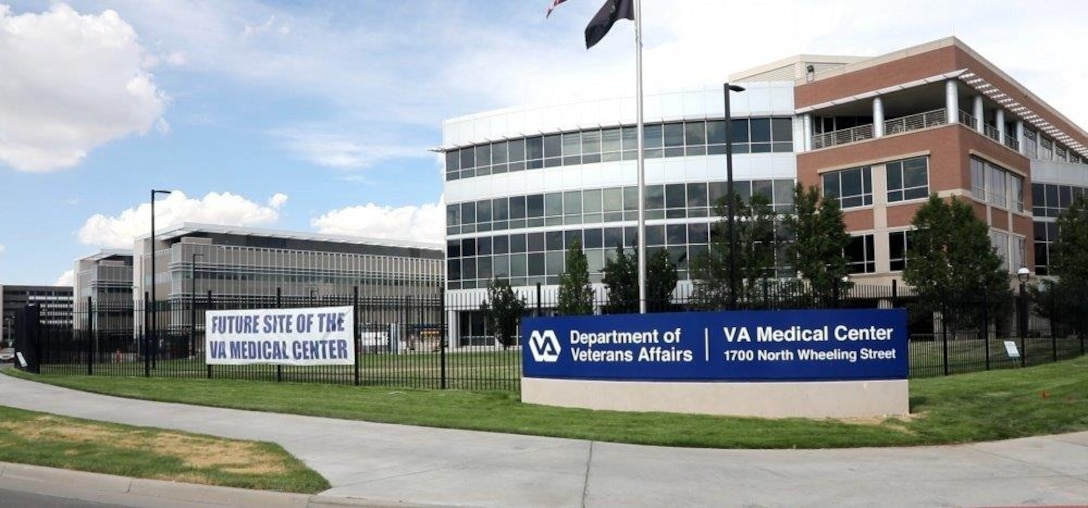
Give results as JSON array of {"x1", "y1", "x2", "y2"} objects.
[{"x1": 8, "y1": 355, "x2": 1088, "y2": 449}]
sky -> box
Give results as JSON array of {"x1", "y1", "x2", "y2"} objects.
[{"x1": 1, "y1": 0, "x2": 1087, "y2": 286}]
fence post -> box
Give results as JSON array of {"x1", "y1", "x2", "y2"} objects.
[
  {"x1": 832, "y1": 277, "x2": 841, "y2": 309},
  {"x1": 982, "y1": 289, "x2": 990, "y2": 371},
  {"x1": 439, "y1": 285, "x2": 447, "y2": 390},
  {"x1": 1052, "y1": 297, "x2": 1058, "y2": 362},
  {"x1": 941, "y1": 294, "x2": 949, "y2": 376},
  {"x1": 353, "y1": 286, "x2": 360, "y2": 387},
  {"x1": 891, "y1": 279, "x2": 898, "y2": 308},
  {"x1": 206, "y1": 289, "x2": 213, "y2": 379},
  {"x1": 276, "y1": 287, "x2": 283, "y2": 383},
  {"x1": 536, "y1": 283, "x2": 543, "y2": 317},
  {"x1": 87, "y1": 296, "x2": 94, "y2": 376},
  {"x1": 18, "y1": 304, "x2": 41, "y2": 376},
  {"x1": 144, "y1": 291, "x2": 151, "y2": 378}
]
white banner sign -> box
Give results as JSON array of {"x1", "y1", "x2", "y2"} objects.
[{"x1": 205, "y1": 306, "x2": 355, "y2": 366}]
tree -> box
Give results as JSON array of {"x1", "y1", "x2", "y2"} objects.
[
  {"x1": 783, "y1": 184, "x2": 851, "y2": 305},
  {"x1": 903, "y1": 195, "x2": 1009, "y2": 313},
  {"x1": 690, "y1": 193, "x2": 780, "y2": 309},
  {"x1": 479, "y1": 277, "x2": 526, "y2": 349},
  {"x1": 1050, "y1": 195, "x2": 1088, "y2": 284},
  {"x1": 646, "y1": 248, "x2": 679, "y2": 312},
  {"x1": 557, "y1": 238, "x2": 594, "y2": 315},
  {"x1": 601, "y1": 245, "x2": 638, "y2": 314},
  {"x1": 601, "y1": 245, "x2": 678, "y2": 313}
]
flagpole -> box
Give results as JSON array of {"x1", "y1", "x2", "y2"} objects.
[{"x1": 634, "y1": 0, "x2": 646, "y2": 314}]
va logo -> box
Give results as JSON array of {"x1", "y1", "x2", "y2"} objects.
[{"x1": 529, "y1": 329, "x2": 562, "y2": 362}]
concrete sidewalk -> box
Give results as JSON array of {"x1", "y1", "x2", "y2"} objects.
[{"x1": 0, "y1": 373, "x2": 1086, "y2": 507}]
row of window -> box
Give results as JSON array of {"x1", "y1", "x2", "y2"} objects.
[
  {"x1": 1022, "y1": 129, "x2": 1085, "y2": 165},
  {"x1": 447, "y1": 228, "x2": 910, "y2": 290},
  {"x1": 1032, "y1": 183, "x2": 1088, "y2": 218},
  {"x1": 821, "y1": 156, "x2": 930, "y2": 209},
  {"x1": 444, "y1": 118, "x2": 794, "y2": 181},
  {"x1": 447, "y1": 179, "x2": 796, "y2": 236}
]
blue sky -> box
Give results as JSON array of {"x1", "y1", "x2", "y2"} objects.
[{"x1": 1, "y1": 0, "x2": 1087, "y2": 286}]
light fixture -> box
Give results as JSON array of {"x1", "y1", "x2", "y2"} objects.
[{"x1": 1017, "y1": 266, "x2": 1030, "y2": 284}]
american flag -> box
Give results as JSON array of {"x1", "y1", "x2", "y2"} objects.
[{"x1": 545, "y1": 0, "x2": 567, "y2": 18}]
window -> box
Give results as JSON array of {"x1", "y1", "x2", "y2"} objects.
[
  {"x1": 845, "y1": 234, "x2": 876, "y2": 274},
  {"x1": 972, "y1": 157, "x2": 1022, "y2": 212},
  {"x1": 562, "y1": 132, "x2": 582, "y2": 166},
  {"x1": 581, "y1": 130, "x2": 601, "y2": 163},
  {"x1": 888, "y1": 231, "x2": 914, "y2": 271},
  {"x1": 445, "y1": 151, "x2": 459, "y2": 180},
  {"x1": 822, "y1": 167, "x2": 872, "y2": 208},
  {"x1": 601, "y1": 128, "x2": 622, "y2": 162},
  {"x1": 1009, "y1": 173, "x2": 1024, "y2": 213},
  {"x1": 971, "y1": 158, "x2": 986, "y2": 201},
  {"x1": 990, "y1": 230, "x2": 1010, "y2": 271},
  {"x1": 886, "y1": 157, "x2": 929, "y2": 202},
  {"x1": 526, "y1": 136, "x2": 543, "y2": 169},
  {"x1": 1022, "y1": 129, "x2": 1038, "y2": 159},
  {"x1": 491, "y1": 142, "x2": 508, "y2": 174},
  {"x1": 988, "y1": 164, "x2": 1006, "y2": 208},
  {"x1": 1035, "y1": 221, "x2": 1058, "y2": 275},
  {"x1": 1039, "y1": 136, "x2": 1053, "y2": 161}
]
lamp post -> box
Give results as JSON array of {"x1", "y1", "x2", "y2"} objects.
[
  {"x1": 1017, "y1": 266, "x2": 1030, "y2": 367},
  {"x1": 149, "y1": 189, "x2": 172, "y2": 373},
  {"x1": 189, "y1": 252, "x2": 204, "y2": 359},
  {"x1": 310, "y1": 288, "x2": 318, "y2": 307},
  {"x1": 724, "y1": 83, "x2": 746, "y2": 310}
]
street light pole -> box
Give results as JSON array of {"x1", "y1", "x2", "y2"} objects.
[
  {"x1": 189, "y1": 252, "x2": 204, "y2": 359},
  {"x1": 149, "y1": 189, "x2": 172, "y2": 373},
  {"x1": 724, "y1": 83, "x2": 746, "y2": 310},
  {"x1": 1017, "y1": 266, "x2": 1030, "y2": 367}
]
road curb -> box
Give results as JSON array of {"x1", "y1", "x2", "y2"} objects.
[
  {"x1": 0, "y1": 461, "x2": 464, "y2": 507},
  {"x1": 1, "y1": 461, "x2": 306, "y2": 507}
]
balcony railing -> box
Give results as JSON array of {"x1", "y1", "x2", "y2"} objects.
[
  {"x1": 810, "y1": 107, "x2": 1022, "y2": 153},
  {"x1": 959, "y1": 110, "x2": 977, "y2": 129},
  {"x1": 883, "y1": 108, "x2": 947, "y2": 136},
  {"x1": 811, "y1": 123, "x2": 874, "y2": 149},
  {"x1": 812, "y1": 109, "x2": 948, "y2": 150}
]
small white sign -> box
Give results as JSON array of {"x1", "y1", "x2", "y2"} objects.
[
  {"x1": 1003, "y1": 340, "x2": 1021, "y2": 359},
  {"x1": 15, "y1": 351, "x2": 27, "y2": 368}
]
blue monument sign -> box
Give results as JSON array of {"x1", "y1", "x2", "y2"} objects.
[{"x1": 523, "y1": 309, "x2": 907, "y2": 382}]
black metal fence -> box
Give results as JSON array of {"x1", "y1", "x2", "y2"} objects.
[{"x1": 13, "y1": 282, "x2": 1087, "y2": 392}]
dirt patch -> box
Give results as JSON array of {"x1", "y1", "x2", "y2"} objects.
[
  {"x1": 152, "y1": 433, "x2": 288, "y2": 475},
  {"x1": 832, "y1": 412, "x2": 926, "y2": 435},
  {"x1": 1, "y1": 416, "x2": 288, "y2": 476}
]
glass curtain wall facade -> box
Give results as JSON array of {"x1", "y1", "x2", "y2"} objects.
[
  {"x1": 74, "y1": 250, "x2": 134, "y2": 334},
  {"x1": 137, "y1": 224, "x2": 445, "y2": 336},
  {"x1": 442, "y1": 84, "x2": 800, "y2": 324}
]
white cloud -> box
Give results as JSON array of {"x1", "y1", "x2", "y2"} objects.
[
  {"x1": 312, "y1": 199, "x2": 444, "y2": 246},
  {"x1": 0, "y1": 4, "x2": 167, "y2": 172},
  {"x1": 272, "y1": 129, "x2": 427, "y2": 170},
  {"x1": 267, "y1": 193, "x2": 288, "y2": 209},
  {"x1": 77, "y1": 191, "x2": 289, "y2": 248},
  {"x1": 54, "y1": 269, "x2": 74, "y2": 287}
]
